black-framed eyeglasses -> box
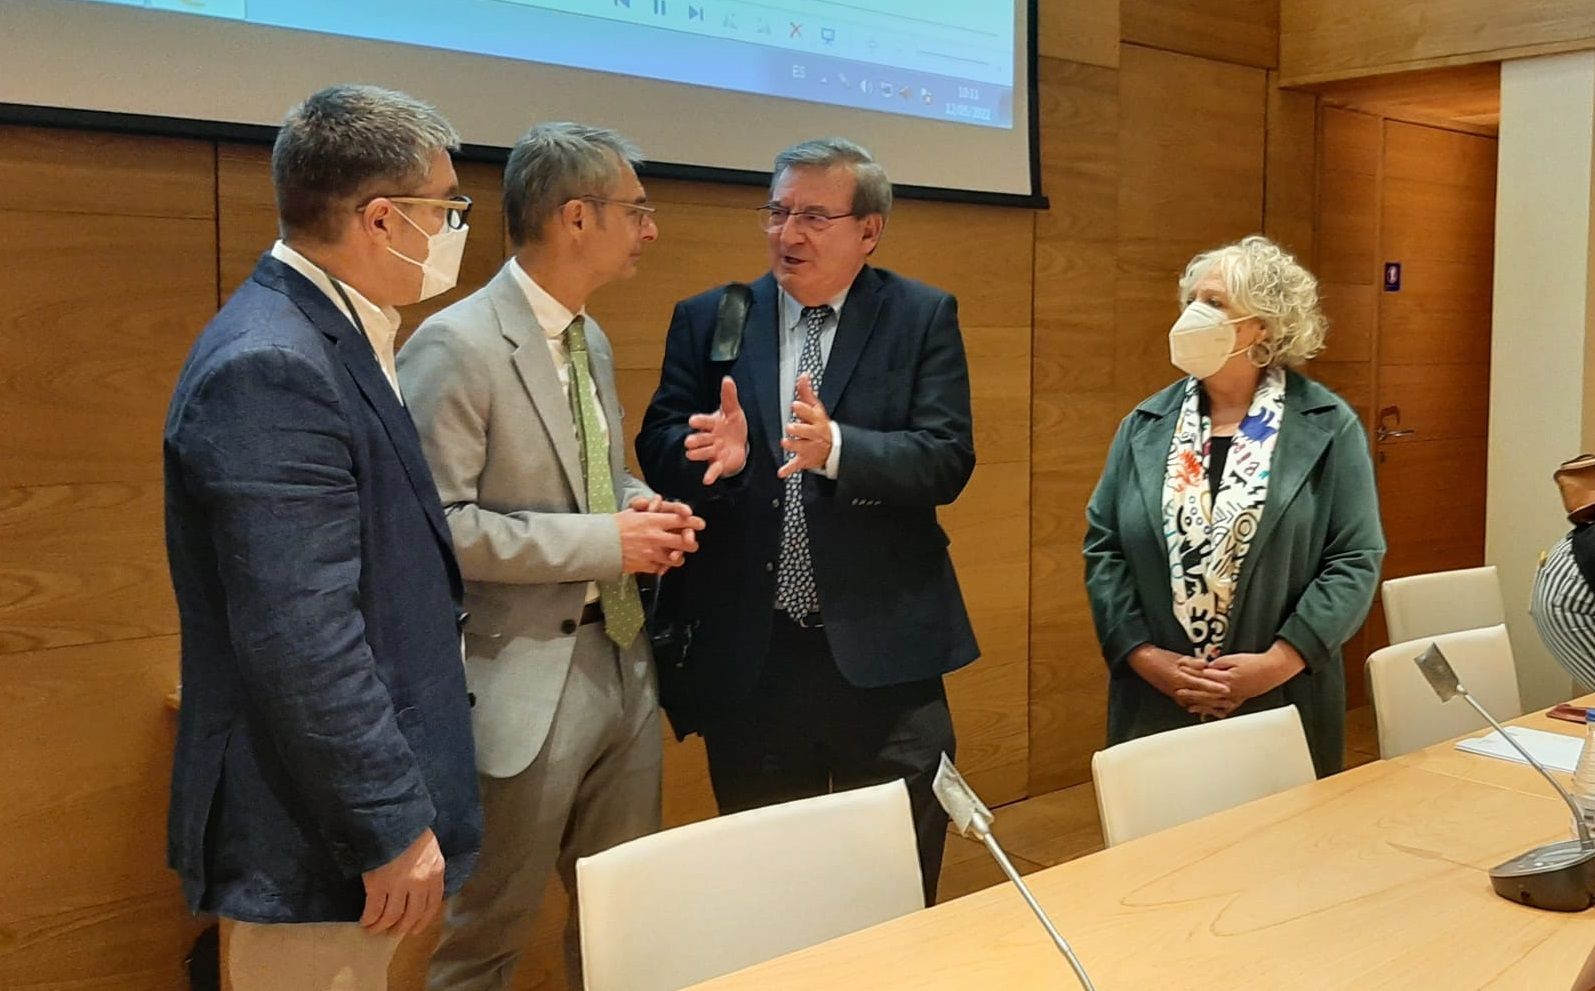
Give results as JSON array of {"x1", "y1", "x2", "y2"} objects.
[
  {"x1": 359, "y1": 193, "x2": 473, "y2": 230},
  {"x1": 756, "y1": 204, "x2": 859, "y2": 233},
  {"x1": 576, "y1": 195, "x2": 658, "y2": 225}
]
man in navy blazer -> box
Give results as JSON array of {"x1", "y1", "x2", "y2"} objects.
[
  {"x1": 636, "y1": 138, "x2": 979, "y2": 903},
  {"x1": 163, "y1": 85, "x2": 481, "y2": 990}
]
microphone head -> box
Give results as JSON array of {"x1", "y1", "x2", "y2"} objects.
[
  {"x1": 1414, "y1": 642, "x2": 1463, "y2": 702},
  {"x1": 932, "y1": 752, "x2": 994, "y2": 838}
]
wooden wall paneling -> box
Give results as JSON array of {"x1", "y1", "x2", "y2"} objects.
[
  {"x1": 1122, "y1": 0, "x2": 1280, "y2": 70},
  {"x1": 1036, "y1": 0, "x2": 1119, "y2": 69},
  {"x1": 1313, "y1": 63, "x2": 1502, "y2": 136},
  {"x1": 0, "y1": 211, "x2": 216, "y2": 488},
  {"x1": 1029, "y1": 56, "x2": 1119, "y2": 794},
  {"x1": 1280, "y1": 0, "x2": 1595, "y2": 86},
  {"x1": 943, "y1": 461, "x2": 1033, "y2": 805},
  {"x1": 0, "y1": 482, "x2": 176, "y2": 654},
  {"x1": 1310, "y1": 107, "x2": 1380, "y2": 423},
  {"x1": 1117, "y1": 46, "x2": 1267, "y2": 402},
  {"x1": 0, "y1": 636, "x2": 199, "y2": 991},
  {"x1": 590, "y1": 193, "x2": 770, "y2": 374},
  {"x1": 1264, "y1": 71, "x2": 1319, "y2": 267},
  {"x1": 1309, "y1": 106, "x2": 1382, "y2": 702},
  {"x1": 0, "y1": 125, "x2": 214, "y2": 219}
]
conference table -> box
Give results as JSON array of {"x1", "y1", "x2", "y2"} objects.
[{"x1": 689, "y1": 697, "x2": 1595, "y2": 990}]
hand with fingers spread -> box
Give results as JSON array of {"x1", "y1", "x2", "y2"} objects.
[
  {"x1": 684, "y1": 376, "x2": 748, "y2": 484},
  {"x1": 360, "y1": 828, "x2": 444, "y2": 938},
  {"x1": 777, "y1": 373, "x2": 833, "y2": 480}
]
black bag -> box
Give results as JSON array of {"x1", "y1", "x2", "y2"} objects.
[{"x1": 646, "y1": 281, "x2": 753, "y2": 740}]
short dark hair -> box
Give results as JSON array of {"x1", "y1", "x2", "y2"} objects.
[
  {"x1": 503, "y1": 122, "x2": 643, "y2": 246},
  {"x1": 271, "y1": 84, "x2": 459, "y2": 243},
  {"x1": 770, "y1": 137, "x2": 893, "y2": 217}
]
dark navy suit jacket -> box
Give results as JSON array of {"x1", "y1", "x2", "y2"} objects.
[
  {"x1": 636, "y1": 266, "x2": 980, "y2": 717},
  {"x1": 163, "y1": 254, "x2": 481, "y2": 922}
]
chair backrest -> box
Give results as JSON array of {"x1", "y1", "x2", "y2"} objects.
[
  {"x1": 1090, "y1": 705, "x2": 1316, "y2": 848},
  {"x1": 1365, "y1": 624, "x2": 1524, "y2": 758},
  {"x1": 576, "y1": 780, "x2": 924, "y2": 991},
  {"x1": 1381, "y1": 566, "x2": 1505, "y2": 644}
]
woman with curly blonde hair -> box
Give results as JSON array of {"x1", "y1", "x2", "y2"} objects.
[{"x1": 1084, "y1": 235, "x2": 1385, "y2": 775}]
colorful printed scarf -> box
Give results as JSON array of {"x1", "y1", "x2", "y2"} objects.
[{"x1": 1162, "y1": 368, "x2": 1287, "y2": 660}]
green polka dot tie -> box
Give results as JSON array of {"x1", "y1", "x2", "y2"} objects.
[{"x1": 564, "y1": 316, "x2": 643, "y2": 647}]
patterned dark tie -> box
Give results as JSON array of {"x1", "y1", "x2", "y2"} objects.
[{"x1": 774, "y1": 305, "x2": 832, "y2": 617}]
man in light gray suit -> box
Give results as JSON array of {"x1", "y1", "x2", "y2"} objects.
[{"x1": 398, "y1": 122, "x2": 703, "y2": 990}]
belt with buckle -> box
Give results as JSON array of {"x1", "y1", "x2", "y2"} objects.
[
  {"x1": 580, "y1": 600, "x2": 605, "y2": 626},
  {"x1": 782, "y1": 610, "x2": 824, "y2": 629}
]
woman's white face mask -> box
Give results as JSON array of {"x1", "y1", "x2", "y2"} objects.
[{"x1": 1168, "y1": 301, "x2": 1249, "y2": 379}]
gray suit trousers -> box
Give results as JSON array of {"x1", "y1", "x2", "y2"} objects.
[{"x1": 426, "y1": 622, "x2": 661, "y2": 990}]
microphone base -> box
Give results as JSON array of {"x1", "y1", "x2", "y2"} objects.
[{"x1": 1489, "y1": 839, "x2": 1595, "y2": 912}]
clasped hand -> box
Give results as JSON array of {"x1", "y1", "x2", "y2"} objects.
[
  {"x1": 616, "y1": 495, "x2": 704, "y2": 575},
  {"x1": 1129, "y1": 642, "x2": 1306, "y2": 718}
]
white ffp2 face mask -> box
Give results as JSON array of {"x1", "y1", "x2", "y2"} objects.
[
  {"x1": 1168, "y1": 301, "x2": 1247, "y2": 379},
  {"x1": 387, "y1": 207, "x2": 468, "y2": 302}
]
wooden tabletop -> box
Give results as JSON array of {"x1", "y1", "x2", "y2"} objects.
[{"x1": 689, "y1": 698, "x2": 1595, "y2": 990}]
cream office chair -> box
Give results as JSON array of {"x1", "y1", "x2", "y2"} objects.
[
  {"x1": 1365, "y1": 624, "x2": 1523, "y2": 758},
  {"x1": 1090, "y1": 705, "x2": 1317, "y2": 847},
  {"x1": 1381, "y1": 566, "x2": 1506, "y2": 644},
  {"x1": 576, "y1": 779, "x2": 924, "y2": 991}
]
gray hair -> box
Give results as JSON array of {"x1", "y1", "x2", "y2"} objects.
[
  {"x1": 1178, "y1": 235, "x2": 1328, "y2": 368},
  {"x1": 272, "y1": 84, "x2": 459, "y2": 243},
  {"x1": 504, "y1": 122, "x2": 643, "y2": 246},
  {"x1": 771, "y1": 137, "x2": 893, "y2": 218}
]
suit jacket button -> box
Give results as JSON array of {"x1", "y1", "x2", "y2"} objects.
[
  {"x1": 771, "y1": 498, "x2": 781, "y2": 509},
  {"x1": 764, "y1": 561, "x2": 774, "y2": 573},
  {"x1": 467, "y1": 692, "x2": 476, "y2": 708},
  {"x1": 561, "y1": 619, "x2": 577, "y2": 635}
]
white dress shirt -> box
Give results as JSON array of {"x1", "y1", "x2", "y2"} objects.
[
  {"x1": 270, "y1": 240, "x2": 403, "y2": 399},
  {"x1": 778, "y1": 286, "x2": 846, "y2": 479},
  {"x1": 508, "y1": 258, "x2": 610, "y2": 604}
]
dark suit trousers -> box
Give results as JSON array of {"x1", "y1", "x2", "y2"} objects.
[{"x1": 701, "y1": 614, "x2": 955, "y2": 906}]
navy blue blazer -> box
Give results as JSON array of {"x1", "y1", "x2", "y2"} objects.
[
  {"x1": 163, "y1": 254, "x2": 481, "y2": 923},
  {"x1": 636, "y1": 266, "x2": 980, "y2": 715}
]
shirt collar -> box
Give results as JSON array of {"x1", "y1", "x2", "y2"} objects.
[
  {"x1": 270, "y1": 240, "x2": 402, "y2": 347},
  {"x1": 779, "y1": 285, "x2": 849, "y2": 332},
  {"x1": 508, "y1": 258, "x2": 584, "y2": 341}
]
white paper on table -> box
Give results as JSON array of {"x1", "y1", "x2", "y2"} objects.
[{"x1": 1454, "y1": 726, "x2": 1586, "y2": 773}]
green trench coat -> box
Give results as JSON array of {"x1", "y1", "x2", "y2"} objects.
[{"x1": 1084, "y1": 371, "x2": 1386, "y2": 777}]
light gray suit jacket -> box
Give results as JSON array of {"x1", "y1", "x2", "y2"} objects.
[{"x1": 398, "y1": 262, "x2": 654, "y2": 779}]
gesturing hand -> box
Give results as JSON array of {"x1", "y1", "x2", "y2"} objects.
[
  {"x1": 684, "y1": 377, "x2": 748, "y2": 484},
  {"x1": 777, "y1": 373, "x2": 833, "y2": 480}
]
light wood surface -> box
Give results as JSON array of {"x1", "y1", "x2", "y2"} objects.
[
  {"x1": 690, "y1": 700, "x2": 1595, "y2": 990},
  {"x1": 1280, "y1": 0, "x2": 1595, "y2": 86},
  {"x1": 1312, "y1": 63, "x2": 1501, "y2": 136},
  {"x1": 1122, "y1": 0, "x2": 1279, "y2": 70},
  {"x1": 1037, "y1": 0, "x2": 1119, "y2": 69}
]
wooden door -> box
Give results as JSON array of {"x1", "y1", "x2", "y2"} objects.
[
  {"x1": 1370, "y1": 120, "x2": 1497, "y2": 638},
  {"x1": 1312, "y1": 110, "x2": 1497, "y2": 708}
]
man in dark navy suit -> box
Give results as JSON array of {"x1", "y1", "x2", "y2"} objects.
[
  {"x1": 163, "y1": 85, "x2": 481, "y2": 990},
  {"x1": 637, "y1": 138, "x2": 980, "y2": 904}
]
